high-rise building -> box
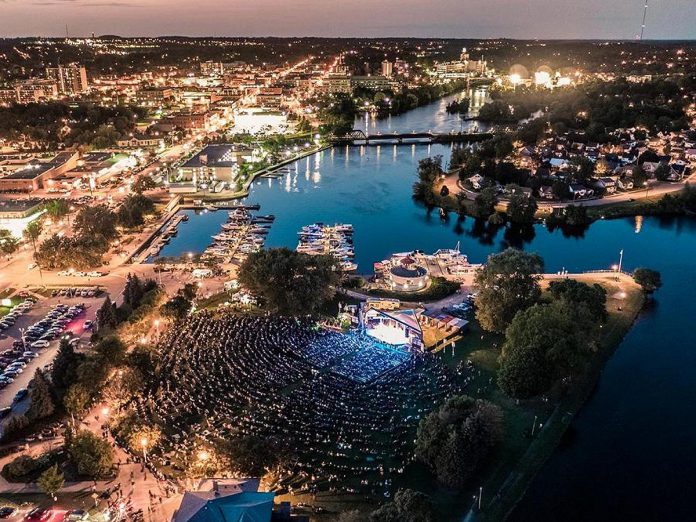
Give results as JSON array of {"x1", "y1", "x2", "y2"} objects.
[
  {"x1": 45, "y1": 65, "x2": 88, "y2": 95},
  {"x1": 381, "y1": 60, "x2": 393, "y2": 77}
]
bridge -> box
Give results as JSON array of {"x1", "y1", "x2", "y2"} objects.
[{"x1": 332, "y1": 129, "x2": 493, "y2": 146}]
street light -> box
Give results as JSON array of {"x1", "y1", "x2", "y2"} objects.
[{"x1": 141, "y1": 437, "x2": 149, "y2": 460}]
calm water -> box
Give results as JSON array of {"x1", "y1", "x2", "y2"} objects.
[{"x1": 162, "y1": 94, "x2": 696, "y2": 521}]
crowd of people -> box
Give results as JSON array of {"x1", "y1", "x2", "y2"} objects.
[{"x1": 133, "y1": 312, "x2": 464, "y2": 496}]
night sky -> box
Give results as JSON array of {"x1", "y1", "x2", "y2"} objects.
[{"x1": 1, "y1": 0, "x2": 695, "y2": 39}]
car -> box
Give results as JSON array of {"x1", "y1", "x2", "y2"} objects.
[
  {"x1": 2, "y1": 371, "x2": 18, "y2": 379},
  {"x1": 83, "y1": 320, "x2": 93, "y2": 330},
  {"x1": 24, "y1": 508, "x2": 51, "y2": 521},
  {"x1": 65, "y1": 510, "x2": 87, "y2": 522},
  {"x1": 13, "y1": 389, "x2": 28, "y2": 403},
  {"x1": 23, "y1": 351, "x2": 38, "y2": 359},
  {"x1": 0, "y1": 407, "x2": 11, "y2": 419},
  {"x1": 0, "y1": 507, "x2": 16, "y2": 518},
  {"x1": 30, "y1": 340, "x2": 50, "y2": 349}
]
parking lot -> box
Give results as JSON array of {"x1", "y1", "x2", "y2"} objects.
[{"x1": 0, "y1": 294, "x2": 103, "y2": 411}]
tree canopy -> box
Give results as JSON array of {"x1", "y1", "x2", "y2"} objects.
[
  {"x1": 633, "y1": 268, "x2": 662, "y2": 294},
  {"x1": 474, "y1": 248, "x2": 544, "y2": 333},
  {"x1": 415, "y1": 395, "x2": 503, "y2": 489},
  {"x1": 238, "y1": 248, "x2": 340, "y2": 315},
  {"x1": 498, "y1": 287, "x2": 603, "y2": 399}
]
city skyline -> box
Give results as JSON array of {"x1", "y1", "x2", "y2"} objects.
[{"x1": 1, "y1": 0, "x2": 696, "y2": 40}]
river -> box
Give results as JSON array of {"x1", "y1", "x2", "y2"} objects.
[{"x1": 161, "y1": 92, "x2": 696, "y2": 521}]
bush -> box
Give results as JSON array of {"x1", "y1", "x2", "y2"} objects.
[{"x1": 2, "y1": 452, "x2": 58, "y2": 482}]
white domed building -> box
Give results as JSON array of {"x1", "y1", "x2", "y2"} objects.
[{"x1": 386, "y1": 255, "x2": 429, "y2": 292}]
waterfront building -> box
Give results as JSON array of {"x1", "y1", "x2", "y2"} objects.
[
  {"x1": 177, "y1": 143, "x2": 254, "y2": 186},
  {"x1": 45, "y1": 65, "x2": 88, "y2": 95},
  {"x1": 384, "y1": 255, "x2": 429, "y2": 292}
]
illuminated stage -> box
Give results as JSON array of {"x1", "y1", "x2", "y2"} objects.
[
  {"x1": 363, "y1": 307, "x2": 424, "y2": 351},
  {"x1": 365, "y1": 322, "x2": 411, "y2": 346}
]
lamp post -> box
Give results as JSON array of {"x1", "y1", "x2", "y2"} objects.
[{"x1": 141, "y1": 437, "x2": 149, "y2": 461}]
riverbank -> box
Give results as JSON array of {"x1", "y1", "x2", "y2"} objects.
[{"x1": 459, "y1": 273, "x2": 644, "y2": 522}]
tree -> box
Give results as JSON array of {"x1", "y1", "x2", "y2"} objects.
[
  {"x1": 95, "y1": 296, "x2": 119, "y2": 332},
  {"x1": 131, "y1": 175, "x2": 157, "y2": 194},
  {"x1": 238, "y1": 248, "x2": 340, "y2": 315},
  {"x1": 74, "y1": 205, "x2": 118, "y2": 245},
  {"x1": 51, "y1": 339, "x2": 85, "y2": 397},
  {"x1": 474, "y1": 249, "x2": 544, "y2": 333},
  {"x1": 44, "y1": 199, "x2": 69, "y2": 220},
  {"x1": 472, "y1": 187, "x2": 498, "y2": 219},
  {"x1": 23, "y1": 220, "x2": 43, "y2": 252},
  {"x1": 37, "y1": 464, "x2": 64, "y2": 500},
  {"x1": 0, "y1": 229, "x2": 19, "y2": 256},
  {"x1": 551, "y1": 180, "x2": 571, "y2": 201},
  {"x1": 128, "y1": 425, "x2": 161, "y2": 458},
  {"x1": 68, "y1": 430, "x2": 114, "y2": 478},
  {"x1": 498, "y1": 300, "x2": 599, "y2": 398},
  {"x1": 506, "y1": 192, "x2": 538, "y2": 224},
  {"x1": 634, "y1": 268, "x2": 662, "y2": 294},
  {"x1": 63, "y1": 384, "x2": 91, "y2": 422},
  {"x1": 415, "y1": 396, "x2": 503, "y2": 489},
  {"x1": 117, "y1": 194, "x2": 155, "y2": 228},
  {"x1": 548, "y1": 279, "x2": 607, "y2": 321},
  {"x1": 27, "y1": 369, "x2": 55, "y2": 421},
  {"x1": 225, "y1": 435, "x2": 282, "y2": 477},
  {"x1": 654, "y1": 163, "x2": 672, "y2": 181},
  {"x1": 570, "y1": 156, "x2": 595, "y2": 182},
  {"x1": 93, "y1": 336, "x2": 126, "y2": 365},
  {"x1": 160, "y1": 294, "x2": 193, "y2": 320}
]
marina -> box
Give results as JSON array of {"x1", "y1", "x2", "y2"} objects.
[
  {"x1": 296, "y1": 223, "x2": 357, "y2": 272},
  {"x1": 201, "y1": 206, "x2": 275, "y2": 264}
]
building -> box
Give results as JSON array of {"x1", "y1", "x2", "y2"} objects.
[
  {"x1": 233, "y1": 108, "x2": 288, "y2": 134},
  {"x1": 135, "y1": 87, "x2": 174, "y2": 107},
  {"x1": 0, "y1": 198, "x2": 45, "y2": 237},
  {"x1": 351, "y1": 75, "x2": 395, "y2": 91},
  {"x1": 173, "y1": 479, "x2": 307, "y2": 522},
  {"x1": 177, "y1": 144, "x2": 254, "y2": 185},
  {"x1": 167, "y1": 112, "x2": 209, "y2": 131},
  {"x1": 0, "y1": 152, "x2": 79, "y2": 192},
  {"x1": 316, "y1": 74, "x2": 352, "y2": 95},
  {"x1": 0, "y1": 89, "x2": 17, "y2": 107},
  {"x1": 381, "y1": 60, "x2": 393, "y2": 77},
  {"x1": 255, "y1": 88, "x2": 283, "y2": 109},
  {"x1": 385, "y1": 255, "x2": 429, "y2": 292},
  {"x1": 15, "y1": 80, "x2": 58, "y2": 104},
  {"x1": 45, "y1": 65, "x2": 88, "y2": 95}
]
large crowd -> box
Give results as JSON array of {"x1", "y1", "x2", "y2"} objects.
[{"x1": 133, "y1": 312, "x2": 464, "y2": 496}]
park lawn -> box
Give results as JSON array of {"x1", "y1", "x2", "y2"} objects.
[{"x1": 402, "y1": 274, "x2": 644, "y2": 521}]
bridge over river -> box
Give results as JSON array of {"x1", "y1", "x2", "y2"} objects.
[{"x1": 332, "y1": 129, "x2": 493, "y2": 146}]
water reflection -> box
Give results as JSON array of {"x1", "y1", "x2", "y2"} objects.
[{"x1": 354, "y1": 87, "x2": 491, "y2": 135}]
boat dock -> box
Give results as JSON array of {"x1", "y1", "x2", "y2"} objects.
[{"x1": 296, "y1": 223, "x2": 357, "y2": 272}]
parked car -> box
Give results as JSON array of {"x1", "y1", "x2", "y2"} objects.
[
  {"x1": 65, "y1": 510, "x2": 87, "y2": 521},
  {"x1": 83, "y1": 320, "x2": 93, "y2": 330},
  {"x1": 25, "y1": 508, "x2": 52, "y2": 521},
  {"x1": 13, "y1": 389, "x2": 28, "y2": 403},
  {"x1": 30, "y1": 340, "x2": 50, "y2": 349},
  {"x1": 0, "y1": 507, "x2": 16, "y2": 518}
]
